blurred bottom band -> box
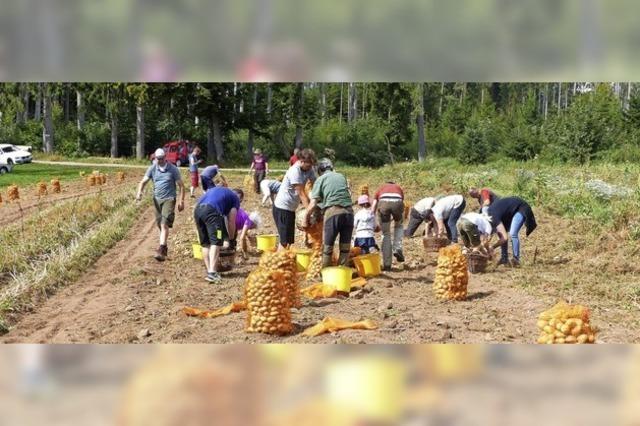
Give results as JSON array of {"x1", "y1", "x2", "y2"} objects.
[{"x1": 0, "y1": 345, "x2": 638, "y2": 426}]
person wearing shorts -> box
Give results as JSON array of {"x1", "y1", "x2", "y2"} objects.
[
  {"x1": 136, "y1": 148, "x2": 185, "y2": 261},
  {"x1": 188, "y1": 146, "x2": 202, "y2": 198},
  {"x1": 194, "y1": 186, "x2": 242, "y2": 283},
  {"x1": 273, "y1": 148, "x2": 316, "y2": 249}
]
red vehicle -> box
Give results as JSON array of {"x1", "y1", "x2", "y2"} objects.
[{"x1": 149, "y1": 140, "x2": 194, "y2": 167}]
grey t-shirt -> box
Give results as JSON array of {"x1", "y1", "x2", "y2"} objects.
[
  {"x1": 274, "y1": 164, "x2": 316, "y2": 211},
  {"x1": 145, "y1": 163, "x2": 182, "y2": 199}
]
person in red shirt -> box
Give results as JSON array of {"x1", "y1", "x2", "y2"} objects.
[
  {"x1": 468, "y1": 187, "x2": 498, "y2": 215},
  {"x1": 371, "y1": 181, "x2": 405, "y2": 271},
  {"x1": 289, "y1": 148, "x2": 300, "y2": 166}
]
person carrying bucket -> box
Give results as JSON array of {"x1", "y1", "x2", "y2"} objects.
[
  {"x1": 304, "y1": 158, "x2": 354, "y2": 268},
  {"x1": 353, "y1": 194, "x2": 379, "y2": 254}
]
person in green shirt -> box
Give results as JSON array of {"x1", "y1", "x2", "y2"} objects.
[{"x1": 304, "y1": 158, "x2": 354, "y2": 267}]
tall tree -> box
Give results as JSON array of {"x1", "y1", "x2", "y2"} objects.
[{"x1": 42, "y1": 84, "x2": 54, "y2": 153}]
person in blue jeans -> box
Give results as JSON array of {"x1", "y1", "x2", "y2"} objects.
[
  {"x1": 487, "y1": 196, "x2": 537, "y2": 267},
  {"x1": 424, "y1": 194, "x2": 466, "y2": 243}
]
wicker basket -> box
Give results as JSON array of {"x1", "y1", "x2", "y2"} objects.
[
  {"x1": 466, "y1": 253, "x2": 488, "y2": 274},
  {"x1": 216, "y1": 250, "x2": 236, "y2": 272}
]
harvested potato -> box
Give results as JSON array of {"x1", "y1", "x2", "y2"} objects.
[
  {"x1": 536, "y1": 301, "x2": 597, "y2": 344},
  {"x1": 433, "y1": 245, "x2": 468, "y2": 301}
]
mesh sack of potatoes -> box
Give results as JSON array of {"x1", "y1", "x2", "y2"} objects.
[
  {"x1": 101, "y1": 174, "x2": 107, "y2": 184},
  {"x1": 306, "y1": 249, "x2": 323, "y2": 280},
  {"x1": 37, "y1": 181, "x2": 47, "y2": 196},
  {"x1": 117, "y1": 171, "x2": 126, "y2": 182},
  {"x1": 245, "y1": 269, "x2": 294, "y2": 335},
  {"x1": 433, "y1": 245, "x2": 468, "y2": 301},
  {"x1": 87, "y1": 175, "x2": 97, "y2": 186},
  {"x1": 359, "y1": 184, "x2": 369, "y2": 196},
  {"x1": 259, "y1": 250, "x2": 301, "y2": 308},
  {"x1": 7, "y1": 184, "x2": 20, "y2": 201},
  {"x1": 51, "y1": 179, "x2": 61, "y2": 193},
  {"x1": 536, "y1": 301, "x2": 597, "y2": 344}
]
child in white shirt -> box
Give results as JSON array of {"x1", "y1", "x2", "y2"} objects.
[{"x1": 353, "y1": 195, "x2": 379, "y2": 253}]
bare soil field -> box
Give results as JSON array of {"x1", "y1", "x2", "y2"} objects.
[{"x1": 2, "y1": 175, "x2": 637, "y2": 343}]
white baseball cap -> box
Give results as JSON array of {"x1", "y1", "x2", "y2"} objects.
[{"x1": 154, "y1": 148, "x2": 166, "y2": 158}]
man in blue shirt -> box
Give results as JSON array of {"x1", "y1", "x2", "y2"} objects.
[
  {"x1": 200, "y1": 165, "x2": 228, "y2": 190},
  {"x1": 136, "y1": 148, "x2": 185, "y2": 261},
  {"x1": 194, "y1": 186, "x2": 242, "y2": 283}
]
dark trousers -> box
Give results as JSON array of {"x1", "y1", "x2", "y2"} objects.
[
  {"x1": 254, "y1": 170, "x2": 266, "y2": 193},
  {"x1": 322, "y1": 209, "x2": 354, "y2": 267}
]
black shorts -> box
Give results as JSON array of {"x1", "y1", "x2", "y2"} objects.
[
  {"x1": 194, "y1": 204, "x2": 227, "y2": 247},
  {"x1": 272, "y1": 206, "x2": 296, "y2": 245}
]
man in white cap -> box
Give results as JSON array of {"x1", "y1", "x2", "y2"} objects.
[{"x1": 136, "y1": 148, "x2": 185, "y2": 261}]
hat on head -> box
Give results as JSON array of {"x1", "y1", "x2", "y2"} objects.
[
  {"x1": 154, "y1": 148, "x2": 166, "y2": 158},
  {"x1": 253, "y1": 148, "x2": 262, "y2": 155},
  {"x1": 358, "y1": 194, "x2": 370, "y2": 205}
]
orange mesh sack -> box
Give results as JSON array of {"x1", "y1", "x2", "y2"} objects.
[
  {"x1": 537, "y1": 301, "x2": 597, "y2": 344},
  {"x1": 51, "y1": 179, "x2": 61, "y2": 193},
  {"x1": 245, "y1": 269, "x2": 294, "y2": 335},
  {"x1": 37, "y1": 181, "x2": 47, "y2": 196},
  {"x1": 117, "y1": 171, "x2": 126, "y2": 182},
  {"x1": 7, "y1": 185, "x2": 20, "y2": 201},
  {"x1": 433, "y1": 245, "x2": 468, "y2": 301},
  {"x1": 259, "y1": 250, "x2": 300, "y2": 308}
]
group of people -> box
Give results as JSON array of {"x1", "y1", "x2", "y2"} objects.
[
  {"x1": 136, "y1": 145, "x2": 538, "y2": 284},
  {"x1": 136, "y1": 147, "x2": 260, "y2": 283},
  {"x1": 405, "y1": 188, "x2": 537, "y2": 266}
]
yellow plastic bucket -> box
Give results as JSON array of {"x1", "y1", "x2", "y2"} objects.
[
  {"x1": 353, "y1": 252, "x2": 382, "y2": 278},
  {"x1": 256, "y1": 234, "x2": 278, "y2": 252},
  {"x1": 321, "y1": 266, "x2": 352, "y2": 293},
  {"x1": 295, "y1": 249, "x2": 313, "y2": 272},
  {"x1": 325, "y1": 356, "x2": 407, "y2": 423},
  {"x1": 192, "y1": 243, "x2": 203, "y2": 260}
]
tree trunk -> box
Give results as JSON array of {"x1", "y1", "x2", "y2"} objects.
[
  {"x1": 416, "y1": 83, "x2": 426, "y2": 162},
  {"x1": 347, "y1": 83, "x2": 356, "y2": 123},
  {"x1": 22, "y1": 85, "x2": 30, "y2": 122},
  {"x1": 35, "y1": 84, "x2": 42, "y2": 121},
  {"x1": 625, "y1": 82, "x2": 632, "y2": 111},
  {"x1": 339, "y1": 83, "x2": 343, "y2": 123},
  {"x1": 207, "y1": 123, "x2": 215, "y2": 162},
  {"x1": 136, "y1": 104, "x2": 145, "y2": 160},
  {"x1": 42, "y1": 85, "x2": 54, "y2": 153},
  {"x1": 294, "y1": 83, "x2": 304, "y2": 148},
  {"x1": 110, "y1": 114, "x2": 118, "y2": 158},
  {"x1": 557, "y1": 82, "x2": 562, "y2": 114},
  {"x1": 247, "y1": 129, "x2": 254, "y2": 161},
  {"x1": 64, "y1": 84, "x2": 70, "y2": 122},
  {"x1": 266, "y1": 83, "x2": 272, "y2": 115},
  {"x1": 320, "y1": 83, "x2": 326, "y2": 124},
  {"x1": 543, "y1": 84, "x2": 548, "y2": 120},
  {"x1": 212, "y1": 113, "x2": 224, "y2": 162},
  {"x1": 76, "y1": 89, "x2": 85, "y2": 130},
  {"x1": 439, "y1": 82, "x2": 444, "y2": 116}
]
